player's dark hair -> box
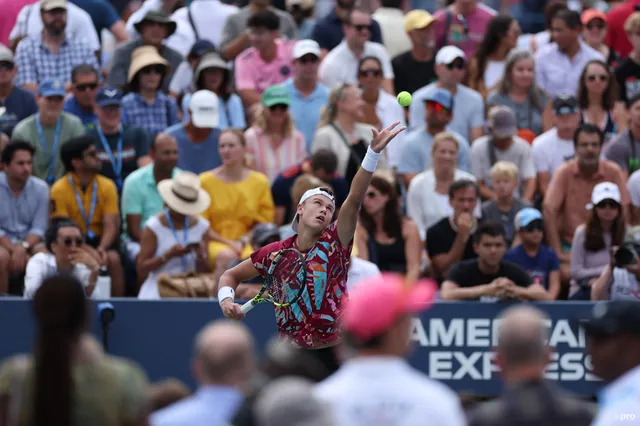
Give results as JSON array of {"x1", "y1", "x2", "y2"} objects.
[
  {"x1": 359, "y1": 175, "x2": 402, "y2": 239},
  {"x1": 33, "y1": 274, "x2": 89, "y2": 426},
  {"x1": 553, "y1": 9, "x2": 582, "y2": 29},
  {"x1": 310, "y1": 149, "x2": 338, "y2": 176},
  {"x1": 448, "y1": 179, "x2": 478, "y2": 199},
  {"x1": 45, "y1": 218, "x2": 83, "y2": 252},
  {"x1": 1, "y1": 140, "x2": 35, "y2": 165},
  {"x1": 247, "y1": 10, "x2": 280, "y2": 31},
  {"x1": 318, "y1": 186, "x2": 335, "y2": 198},
  {"x1": 71, "y1": 64, "x2": 98, "y2": 83},
  {"x1": 628, "y1": 92, "x2": 640, "y2": 109},
  {"x1": 573, "y1": 123, "x2": 604, "y2": 147},
  {"x1": 60, "y1": 135, "x2": 96, "y2": 172},
  {"x1": 474, "y1": 221, "x2": 506, "y2": 244}
]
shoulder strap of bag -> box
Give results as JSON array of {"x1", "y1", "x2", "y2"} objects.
[
  {"x1": 187, "y1": 5, "x2": 200, "y2": 41},
  {"x1": 331, "y1": 123, "x2": 363, "y2": 164},
  {"x1": 487, "y1": 137, "x2": 498, "y2": 167},
  {"x1": 629, "y1": 129, "x2": 636, "y2": 159},
  {"x1": 438, "y1": 9, "x2": 453, "y2": 51}
]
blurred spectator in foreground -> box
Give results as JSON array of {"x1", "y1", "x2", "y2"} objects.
[
  {"x1": 0, "y1": 141, "x2": 49, "y2": 295},
  {"x1": 151, "y1": 320, "x2": 255, "y2": 426},
  {"x1": 544, "y1": 123, "x2": 630, "y2": 285},
  {"x1": 471, "y1": 106, "x2": 536, "y2": 202},
  {"x1": 505, "y1": 208, "x2": 561, "y2": 300},
  {"x1": 0, "y1": 275, "x2": 150, "y2": 425},
  {"x1": 137, "y1": 171, "x2": 211, "y2": 299},
  {"x1": 407, "y1": 132, "x2": 479, "y2": 242},
  {"x1": 570, "y1": 182, "x2": 625, "y2": 300},
  {"x1": 63, "y1": 64, "x2": 100, "y2": 127},
  {"x1": 468, "y1": 305, "x2": 594, "y2": 426},
  {"x1": 109, "y1": 10, "x2": 183, "y2": 93},
  {"x1": 392, "y1": 10, "x2": 437, "y2": 96},
  {"x1": 591, "y1": 227, "x2": 640, "y2": 300},
  {"x1": 12, "y1": 78, "x2": 85, "y2": 185},
  {"x1": 614, "y1": 12, "x2": 640, "y2": 106},
  {"x1": 441, "y1": 221, "x2": 549, "y2": 302},
  {"x1": 584, "y1": 301, "x2": 640, "y2": 425},
  {"x1": 148, "y1": 378, "x2": 191, "y2": 413},
  {"x1": 257, "y1": 378, "x2": 333, "y2": 426},
  {"x1": 356, "y1": 174, "x2": 422, "y2": 281},
  {"x1": 315, "y1": 274, "x2": 466, "y2": 426},
  {"x1": 0, "y1": 46, "x2": 37, "y2": 138},
  {"x1": 427, "y1": 179, "x2": 479, "y2": 281},
  {"x1": 481, "y1": 161, "x2": 530, "y2": 247}
]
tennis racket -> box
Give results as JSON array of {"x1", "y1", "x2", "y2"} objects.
[{"x1": 241, "y1": 248, "x2": 307, "y2": 314}]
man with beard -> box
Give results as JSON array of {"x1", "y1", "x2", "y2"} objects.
[
  {"x1": 14, "y1": 0, "x2": 99, "y2": 93},
  {"x1": 544, "y1": 123, "x2": 630, "y2": 278}
]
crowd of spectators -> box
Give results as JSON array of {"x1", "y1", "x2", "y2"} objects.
[{"x1": 2, "y1": 0, "x2": 640, "y2": 303}]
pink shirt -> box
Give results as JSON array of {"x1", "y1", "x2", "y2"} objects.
[
  {"x1": 0, "y1": 0, "x2": 35, "y2": 46},
  {"x1": 433, "y1": 4, "x2": 496, "y2": 59},
  {"x1": 234, "y1": 39, "x2": 295, "y2": 94},
  {"x1": 245, "y1": 126, "x2": 308, "y2": 183}
]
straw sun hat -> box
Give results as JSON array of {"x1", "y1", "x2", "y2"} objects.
[
  {"x1": 128, "y1": 45, "x2": 169, "y2": 83},
  {"x1": 157, "y1": 172, "x2": 211, "y2": 216}
]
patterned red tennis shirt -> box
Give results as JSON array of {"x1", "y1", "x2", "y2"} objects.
[{"x1": 250, "y1": 222, "x2": 353, "y2": 348}]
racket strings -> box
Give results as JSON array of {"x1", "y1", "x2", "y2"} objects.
[{"x1": 268, "y1": 254, "x2": 306, "y2": 306}]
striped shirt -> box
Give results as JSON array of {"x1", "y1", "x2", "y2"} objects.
[{"x1": 244, "y1": 126, "x2": 307, "y2": 183}]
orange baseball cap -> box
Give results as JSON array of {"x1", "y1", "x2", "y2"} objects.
[{"x1": 581, "y1": 9, "x2": 607, "y2": 25}]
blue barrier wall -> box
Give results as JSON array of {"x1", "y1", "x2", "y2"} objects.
[{"x1": 0, "y1": 300, "x2": 600, "y2": 396}]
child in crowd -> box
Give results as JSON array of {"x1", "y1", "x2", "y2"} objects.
[
  {"x1": 481, "y1": 161, "x2": 529, "y2": 247},
  {"x1": 504, "y1": 208, "x2": 561, "y2": 300}
]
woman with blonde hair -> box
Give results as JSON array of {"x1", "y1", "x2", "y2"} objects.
[
  {"x1": 486, "y1": 49, "x2": 552, "y2": 143},
  {"x1": 406, "y1": 132, "x2": 480, "y2": 242},
  {"x1": 200, "y1": 129, "x2": 275, "y2": 285},
  {"x1": 312, "y1": 84, "x2": 385, "y2": 183},
  {"x1": 244, "y1": 85, "x2": 307, "y2": 183}
]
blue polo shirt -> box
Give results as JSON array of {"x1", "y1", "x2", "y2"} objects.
[
  {"x1": 121, "y1": 163, "x2": 180, "y2": 237},
  {"x1": 166, "y1": 123, "x2": 222, "y2": 175},
  {"x1": 311, "y1": 10, "x2": 382, "y2": 51},
  {"x1": 64, "y1": 96, "x2": 97, "y2": 126},
  {"x1": 0, "y1": 86, "x2": 37, "y2": 137},
  {"x1": 282, "y1": 79, "x2": 329, "y2": 150}
]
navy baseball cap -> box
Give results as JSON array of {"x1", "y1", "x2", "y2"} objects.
[
  {"x1": 189, "y1": 39, "x2": 216, "y2": 58},
  {"x1": 38, "y1": 78, "x2": 65, "y2": 97},
  {"x1": 582, "y1": 301, "x2": 640, "y2": 338},
  {"x1": 95, "y1": 86, "x2": 123, "y2": 107},
  {"x1": 553, "y1": 95, "x2": 578, "y2": 116},
  {"x1": 424, "y1": 88, "x2": 453, "y2": 110}
]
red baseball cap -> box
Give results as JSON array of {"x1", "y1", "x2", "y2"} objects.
[
  {"x1": 581, "y1": 9, "x2": 607, "y2": 25},
  {"x1": 342, "y1": 274, "x2": 437, "y2": 341}
]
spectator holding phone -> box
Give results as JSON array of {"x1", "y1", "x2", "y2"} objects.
[
  {"x1": 137, "y1": 171, "x2": 212, "y2": 299},
  {"x1": 591, "y1": 226, "x2": 640, "y2": 301}
]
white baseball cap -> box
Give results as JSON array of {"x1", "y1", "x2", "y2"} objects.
[
  {"x1": 291, "y1": 187, "x2": 335, "y2": 233},
  {"x1": 190, "y1": 90, "x2": 219, "y2": 128},
  {"x1": 587, "y1": 182, "x2": 621, "y2": 209},
  {"x1": 435, "y1": 46, "x2": 465, "y2": 65},
  {"x1": 293, "y1": 40, "x2": 321, "y2": 60}
]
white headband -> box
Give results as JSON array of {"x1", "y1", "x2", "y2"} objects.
[{"x1": 291, "y1": 188, "x2": 335, "y2": 233}]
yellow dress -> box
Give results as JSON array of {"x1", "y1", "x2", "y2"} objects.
[{"x1": 200, "y1": 170, "x2": 275, "y2": 266}]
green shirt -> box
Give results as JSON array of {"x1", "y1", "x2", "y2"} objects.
[{"x1": 12, "y1": 112, "x2": 85, "y2": 184}]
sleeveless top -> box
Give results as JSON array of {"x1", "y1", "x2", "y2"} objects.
[
  {"x1": 368, "y1": 231, "x2": 407, "y2": 273},
  {"x1": 137, "y1": 215, "x2": 210, "y2": 300}
]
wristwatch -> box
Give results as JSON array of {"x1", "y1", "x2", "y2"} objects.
[{"x1": 19, "y1": 241, "x2": 31, "y2": 252}]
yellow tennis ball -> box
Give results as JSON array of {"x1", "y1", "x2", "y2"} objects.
[{"x1": 397, "y1": 91, "x2": 412, "y2": 107}]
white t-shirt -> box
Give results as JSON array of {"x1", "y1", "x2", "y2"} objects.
[
  {"x1": 610, "y1": 268, "x2": 640, "y2": 301},
  {"x1": 9, "y1": 1, "x2": 100, "y2": 51},
  {"x1": 592, "y1": 365, "x2": 640, "y2": 426},
  {"x1": 168, "y1": 61, "x2": 194, "y2": 96},
  {"x1": 314, "y1": 357, "x2": 466, "y2": 426},
  {"x1": 532, "y1": 128, "x2": 575, "y2": 178},
  {"x1": 627, "y1": 169, "x2": 640, "y2": 207},
  {"x1": 483, "y1": 60, "x2": 504, "y2": 91},
  {"x1": 318, "y1": 41, "x2": 394, "y2": 88},
  {"x1": 347, "y1": 257, "x2": 381, "y2": 290}
]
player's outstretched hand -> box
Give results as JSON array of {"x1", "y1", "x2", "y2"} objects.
[
  {"x1": 220, "y1": 299, "x2": 246, "y2": 321},
  {"x1": 369, "y1": 121, "x2": 406, "y2": 153}
]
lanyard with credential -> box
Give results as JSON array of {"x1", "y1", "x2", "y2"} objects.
[
  {"x1": 36, "y1": 114, "x2": 62, "y2": 185},
  {"x1": 164, "y1": 208, "x2": 190, "y2": 271},
  {"x1": 96, "y1": 125, "x2": 124, "y2": 191},
  {"x1": 68, "y1": 175, "x2": 98, "y2": 240}
]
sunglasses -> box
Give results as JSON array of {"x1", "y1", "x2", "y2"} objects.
[
  {"x1": 586, "y1": 21, "x2": 605, "y2": 30},
  {"x1": 426, "y1": 101, "x2": 449, "y2": 113},
  {"x1": 0, "y1": 62, "x2": 14, "y2": 70},
  {"x1": 596, "y1": 199, "x2": 619, "y2": 209},
  {"x1": 352, "y1": 24, "x2": 372, "y2": 32},
  {"x1": 75, "y1": 82, "x2": 98, "y2": 91},
  {"x1": 522, "y1": 222, "x2": 544, "y2": 233},
  {"x1": 446, "y1": 60, "x2": 465, "y2": 70},
  {"x1": 268, "y1": 104, "x2": 288, "y2": 112},
  {"x1": 365, "y1": 191, "x2": 377, "y2": 199},
  {"x1": 61, "y1": 237, "x2": 84, "y2": 248},
  {"x1": 297, "y1": 56, "x2": 319, "y2": 64},
  {"x1": 140, "y1": 65, "x2": 165, "y2": 75},
  {"x1": 359, "y1": 69, "x2": 382, "y2": 78},
  {"x1": 587, "y1": 74, "x2": 608, "y2": 82}
]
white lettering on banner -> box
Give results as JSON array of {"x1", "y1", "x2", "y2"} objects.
[{"x1": 411, "y1": 317, "x2": 598, "y2": 383}]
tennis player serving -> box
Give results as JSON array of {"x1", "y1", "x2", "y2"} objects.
[{"x1": 218, "y1": 121, "x2": 405, "y2": 368}]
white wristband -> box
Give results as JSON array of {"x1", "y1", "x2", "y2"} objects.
[
  {"x1": 218, "y1": 286, "x2": 235, "y2": 304},
  {"x1": 361, "y1": 146, "x2": 381, "y2": 173}
]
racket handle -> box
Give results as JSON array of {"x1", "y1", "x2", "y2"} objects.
[{"x1": 241, "y1": 300, "x2": 256, "y2": 314}]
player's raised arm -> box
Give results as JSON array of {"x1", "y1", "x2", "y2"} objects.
[
  {"x1": 336, "y1": 121, "x2": 406, "y2": 246},
  {"x1": 218, "y1": 258, "x2": 260, "y2": 320}
]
